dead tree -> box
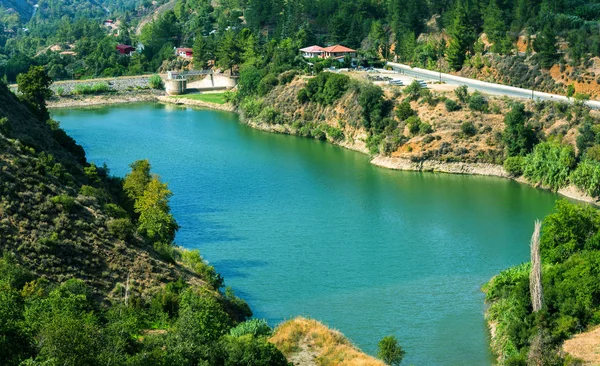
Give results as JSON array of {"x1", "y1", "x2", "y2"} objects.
[{"x1": 529, "y1": 220, "x2": 543, "y2": 312}]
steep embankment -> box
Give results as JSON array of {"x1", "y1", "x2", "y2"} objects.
[
  {"x1": 239, "y1": 73, "x2": 598, "y2": 204},
  {"x1": 0, "y1": 82, "x2": 203, "y2": 300}
]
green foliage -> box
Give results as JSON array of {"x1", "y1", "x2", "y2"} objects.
[
  {"x1": 135, "y1": 178, "x2": 179, "y2": 244},
  {"x1": 502, "y1": 103, "x2": 537, "y2": 157},
  {"x1": 238, "y1": 65, "x2": 262, "y2": 97},
  {"x1": 460, "y1": 121, "x2": 477, "y2": 137},
  {"x1": 468, "y1": 92, "x2": 488, "y2": 112},
  {"x1": 51, "y1": 194, "x2": 76, "y2": 212},
  {"x1": 123, "y1": 159, "x2": 151, "y2": 203},
  {"x1": 218, "y1": 334, "x2": 289, "y2": 365},
  {"x1": 0, "y1": 117, "x2": 11, "y2": 136},
  {"x1": 148, "y1": 74, "x2": 164, "y2": 89},
  {"x1": 503, "y1": 156, "x2": 525, "y2": 177},
  {"x1": 257, "y1": 74, "x2": 279, "y2": 96},
  {"x1": 16, "y1": 66, "x2": 53, "y2": 121},
  {"x1": 576, "y1": 120, "x2": 597, "y2": 155},
  {"x1": 403, "y1": 80, "x2": 422, "y2": 101},
  {"x1": 407, "y1": 116, "x2": 422, "y2": 135},
  {"x1": 73, "y1": 83, "x2": 111, "y2": 95},
  {"x1": 396, "y1": 101, "x2": 416, "y2": 121},
  {"x1": 541, "y1": 200, "x2": 600, "y2": 264},
  {"x1": 107, "y1": 218, "x2": 135, "y2": 240},
  {"x1": 523, "y1": 141, "x2": 576, "y2": 190},
  {"x1": 533, "y1": 22, "x2": 558, "y2": 68},
  {"x1": 454, "y1": 85, "x2": 469, "y2": 104},
  {"x1": 566, "y1": 84, "x2": 575, "y2": 98},
  {"x1": 300, "y1": 72, "x2": 350, "y2": 106},
  {"x1": 571, "y1": 159, "x2": 600, "y2": 197},
  {"x1": 359, "y1": 84, "x2": 392, "y2": 133},
  {"x1": 179, "y1": 249, "x2": 223, "y2": 290},
  {"x1": 445, "y1": 99, "x2": 460, "y2": 112},
  {"x1": 377, "y1": 335, "x2": 405, "y2": 365},
  {"x1": 229, "y1": 319, "x2": 272, "y2": 338},
  {"x1": 446, "y1": 2, "x2": 475, "y2": 71}
]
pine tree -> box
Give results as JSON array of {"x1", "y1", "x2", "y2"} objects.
[
  {"x1": 446, "y1": 1, "x2": 475, "y2": 71},
  {"x1": 533, "y1": 21, "x2": 557, "y2": 68},
  {"x1": 483, "y1": 0, "x2": 506, "y2": 53}
]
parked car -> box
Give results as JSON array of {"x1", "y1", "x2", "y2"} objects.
[{"x1": 388, "y1": 80, "x2": 404, "y2": 86}]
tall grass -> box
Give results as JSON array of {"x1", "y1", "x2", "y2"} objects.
[{"x1": 73, "y1": 82, "x2": 111, "y2": 95}]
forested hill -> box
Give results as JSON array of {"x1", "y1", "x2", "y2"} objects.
[
  {"x1": 0, "y1": 71, "x2": 295, "y2": 365},
  {"x1": 3, "y1": 0, "x2": 600, "y2": 89}
]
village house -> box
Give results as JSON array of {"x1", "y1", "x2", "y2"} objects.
[
  {"x1": 103, "y1": 19, "x2": 114, "y2": 27},
  {"x1": 299, "y1": 44, "x2": 356, "y2": 60},
  {"x1": 116, "y1": 44, "x2": 135, "y2": 56},
  {"x1": 321, "y1": 45, "x2": 356, "y2": 60},
  {"x1": 175, "y1": 47, "x2": 193, "y2": 59},
  {"x1": 300, "y1": 45, "x2": 324, "y2": 58}
]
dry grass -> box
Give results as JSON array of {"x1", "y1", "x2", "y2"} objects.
[
  {"x1": 269, "y1": 317, "x2": 385, "y2": 366},
  {"x1": 562, "y1": 325, "x2": 600, "y2": 365}
]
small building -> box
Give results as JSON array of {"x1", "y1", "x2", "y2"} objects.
[
  {"x1": 103, "y1": 19, "x2": 114, "y2": 27},
  {"x1": 300, "y1": 45, "x2": 324, "y2": 58},
  {"x1": 321, "y1": 45, "x2": 356, "y2": 60},
  {"x1": 116, "y1": 44, "x2": 135, "y2": 56},
  {"x1": 175, "y1": 47, "x2": 193, "y2": 59}
]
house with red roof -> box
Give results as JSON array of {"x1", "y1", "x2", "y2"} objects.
[
  {"x1": 299, "y1": 44, "x2": 356, "y2": 60},
  {"x1": 116, "y1": 44, "x2": 135, "y2": 56},
  {"x1": 300, "y1": 45, "x2": 324, "y2": 58},
  {"x1": 175, "y1": 47, "x2": 193, "y2": 59},
  {"x1": 321, "y1": 45, "x2": 356, "y2": 60}
]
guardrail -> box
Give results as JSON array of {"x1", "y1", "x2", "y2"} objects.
[{"x1": 386, "y1": 62, "x2": 600, "y2": 110}]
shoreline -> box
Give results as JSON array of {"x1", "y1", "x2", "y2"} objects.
[
  {"x1": 48, "y1": 91, "x2": 160, "y2": 109},
  {"x1": 50, "y1": 94, "x2": 599, "y2": 206}
]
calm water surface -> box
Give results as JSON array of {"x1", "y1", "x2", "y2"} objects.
[{"x1": 54, "y1": 103, "x2": 560, "y2": 365}]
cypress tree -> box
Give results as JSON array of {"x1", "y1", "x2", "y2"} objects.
[
  {"x1": 446, "y1": 1, "x2": 475, "y2": 71},
  {"x1": 533, "y1": 21, "x2": 558, "y2": 68}
]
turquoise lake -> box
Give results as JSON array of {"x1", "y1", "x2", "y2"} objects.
[{"x1": 53, "y1": 103, "x2": 561, "y2": 365}]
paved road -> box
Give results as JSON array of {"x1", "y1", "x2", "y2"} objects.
[{"x1": 386, "y1": 62, "x2": 600, "y2": 109}]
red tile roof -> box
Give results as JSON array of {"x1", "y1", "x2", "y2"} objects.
[{"x1": 322, "y1": 45, "x2": 356, "y2": 53}]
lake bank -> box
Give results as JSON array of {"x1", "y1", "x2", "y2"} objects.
[{"x1": 49, "y1": 90, "x2": 598, "y2": 206}]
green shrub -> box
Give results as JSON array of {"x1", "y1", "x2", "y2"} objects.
[
  {"x1": 240, "y1": 98, "x2": 264, "y2": 118},
  {"x1": 377, "y1": 335, "x2": 405, "y2": 366},
  {"x1": 503, "y1": 156, "x2": 525, "y2": 177},
  {"x1": 0, "y1": 117, "x2": 11, "y2": 136},
  {"x1": 454, "y1": 85, "x2": 469, "y2": 103},
  {"x1": 303, "y1": 72, "x2": 350, "y2": 105},
  {"x1": 503, "y1": 103, "x2": 537, "y2": 157},
  {"x1": 460, "y1": 121, "x2": 477, "y2": 137},
  {"x1": 403, "y1": 80, "x2": 422, "y2": 101},
  {"x1": 73, "y1": 83, "x2": 110, "y2": 95},
  {"x1": 406, "y1": 116, "x2": 422, "y2": 135},
  {"x1": 178, "y1": 249, "x2": 223, "y2": 290},
  {"x1": 229, "y1": 319, "x2": 272, "y2": 338},
  {"x1": 297, "y1": 88, "x2": 309, "y2": 103},
  {"x1": 148, "y1": 74, "x2": 163, "y2": 89},
  {"x1": 107, "y1": 218, "x2": 135, "y2": 240},
  {"x1": 51, "y1": 195, "x2": 76, "y2": 212},
  {"x1": 468, "y1": 92, "x2": 488, "y2": 112},
  {"x1": 570, "y1": 159, "x2": 600, "y2": 197},
  {"x1": 103, "y1": 203, "x2": 128, "y2": 219},
  {"x1": 79, "y1": 185, "x2": 110, "y2": 203},
  {"x1": 419, "y1": 122, "x2": 433, "y2": 134},
  {"x1": 258, "y1": 107, "x2": 279, "y2": 124},
  {"x1": 395, "y1": 100, "x2": 415, "y2": 121},
  {"x1": 445, "y1": 99, "x2": 460, "y2": 112},
  {"x1": 257, "y1": 74, "x2": 278, "y2": 96},
  {"x1": 523, "y1": 141, "x2": 576, "y2": 190},
  {"x1": 153, "y1": 242, "x2": 175, "y2": 263},
  {"x1": 324, "y1": 125, "x2": 344, "y2": 141}
]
